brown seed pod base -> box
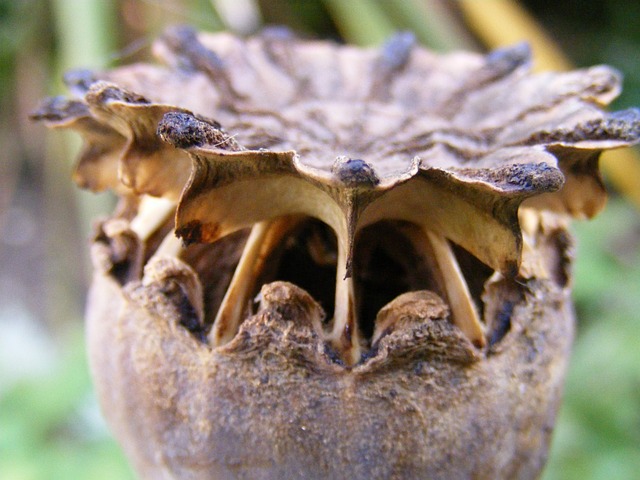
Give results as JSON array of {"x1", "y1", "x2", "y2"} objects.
[{"x1": 88, "y1": 232, "x2": 572, "y2": 479}]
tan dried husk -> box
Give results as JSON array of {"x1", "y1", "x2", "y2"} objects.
[{"x1": 33, "y1": 27, "x2": 640, "y2": 479}]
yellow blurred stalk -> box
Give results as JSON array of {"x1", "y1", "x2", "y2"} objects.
[{"x1": 459, "y1": 0, "x2": 640, "y2": 209}]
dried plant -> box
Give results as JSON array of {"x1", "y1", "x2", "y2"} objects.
[{"x1": 33, "y1": 27, "x2": 640, "y2": 479}]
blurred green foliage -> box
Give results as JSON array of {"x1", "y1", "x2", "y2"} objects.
[
  {"x1": 524, "y1": 0, "x2": 640, "y2": 110},
  {"x1": 1, "y1": 1, "x2": 638, "y2": 479},
  {"x1": 544, "y1": 199, "x2": 640, "y2": 480},
  {"x1": 0, "y1": 332, "x2": 135, "y2": 479}
]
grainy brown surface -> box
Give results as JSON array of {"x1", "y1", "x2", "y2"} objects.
[{"x1": 88, "y1": 269, "x2": 572, "y2": 479}]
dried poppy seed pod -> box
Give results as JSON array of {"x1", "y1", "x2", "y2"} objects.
[{"x1": 33, "y1": 27, "x2": 640, "y2": 479}]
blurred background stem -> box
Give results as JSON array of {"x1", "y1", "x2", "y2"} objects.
[
  {"x1": 46, "y1": 0, "x2": 118, "y2": 332},
  {"x1": 321, "y1": 0, "x2": 395, "y2": 45}
]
